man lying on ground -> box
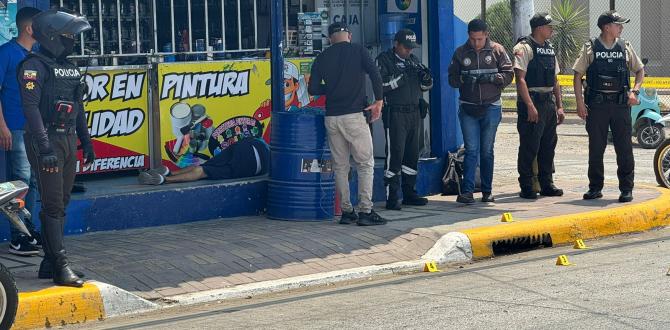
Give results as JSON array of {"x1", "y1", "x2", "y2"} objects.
[{"x1": 139, "y1": 137, "x2": 269, "y2": 185}]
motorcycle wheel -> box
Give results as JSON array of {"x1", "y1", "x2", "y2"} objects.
[
  {"x1": 0, "y1": 263, "x2": 18, "y2": 329},
  {"x1": 654, "y1": 139, "x2": 670, "y2": 188},
  {"x1": 637, "y1": 123, "x2": 665, "y2": 149}
]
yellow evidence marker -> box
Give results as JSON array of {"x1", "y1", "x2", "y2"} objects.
[
  {"x1": 501, "y1": 213, "x2": 514, "y2": 222},
  {"x1": 555, "y1": 255, "x2": 573, "y2": 266},
  {"x1": 573, "y1": 239, "x2": 588, "y2": 250},
  {"x1": 424, "y1": 261, "x2": 440, "y2": 272}
]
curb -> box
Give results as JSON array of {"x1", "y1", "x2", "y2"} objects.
[
  {"x1": 461, "y1": 187, "x2": 670, "y2": 259},
  {"x1": 12, "y1": 281, "x2": 156, "y2": 330}
]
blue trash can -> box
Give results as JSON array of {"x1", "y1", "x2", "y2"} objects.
[{"x1": 267, "y1": 110, "x2": 335, "y2": 221}]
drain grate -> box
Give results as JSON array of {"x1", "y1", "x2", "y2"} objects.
[{"x1": 492, "y1": 233, "x2": 553, "y2": 256}]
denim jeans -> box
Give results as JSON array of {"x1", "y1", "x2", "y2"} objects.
[
  {"x1": 6, "y1": 130, "x2": 38, "y2": 240},
  {"x1": 458, "y1": 104, "x2": 502, "y2": 194}
]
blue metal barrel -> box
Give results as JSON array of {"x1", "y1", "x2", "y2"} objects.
[{"x1": 267, "y1": 111, "x2": 335, "y2": 221}]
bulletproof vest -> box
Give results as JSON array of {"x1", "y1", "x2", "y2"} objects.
[
  {"x1": 380, "y1": 50, "x2": 422, "y2": 106},
  {"x1": 519, "y1": 37, "x2": 556, "y2": 88},
  {"x1": 25, "y1": 52, "x2": 83, "y2": 129},
  {"x1": 586, "y1": 38, "x2": 629, "y2": 93}
]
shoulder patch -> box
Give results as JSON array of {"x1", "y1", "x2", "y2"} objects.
[{"x1": 23, "y1": 70, "x2": 37, "y2": 81}]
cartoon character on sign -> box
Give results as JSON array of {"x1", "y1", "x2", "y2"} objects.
[{"x1": 254, "y1": 62, "x2": 326, "y2": 143}]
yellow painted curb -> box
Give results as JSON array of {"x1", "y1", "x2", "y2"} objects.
[
  {"x1": 462, "y1": 188, "x2": 670, "y2": 259},
  {"x1": 12, "y1": 283, "x2": 105, "y2": 330}
]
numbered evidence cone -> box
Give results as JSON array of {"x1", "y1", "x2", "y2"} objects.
[
  {"x1": 423, "y1": 261, "x2": 440, "y2": 272},
  {"x1": 501, "y1": 212, "x2": 514, "y2": 222},
  {"x1": 573, "y1": 239, "x2": 588, "y2": 250},
  {"x1": 555, "y1": 255, "x2": 573, "y2": 266}
]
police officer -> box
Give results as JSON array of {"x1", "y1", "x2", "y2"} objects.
[
  {"x1": 513, "y1": 13, "x2": 565, "y2": 199},
  {"x1": 573, "y1": 10, "x2": 644, "y2": 203},
  {"x1": 18, "y1": 9, "x2": 94, "y2": 287},
  {"x1": 377, "y1": 29, "x2": 433, "y2": 210}
]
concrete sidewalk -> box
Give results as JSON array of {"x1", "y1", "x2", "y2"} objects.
[{"x1": 3, "y1": 180, "x2": 669, "y2": 328}]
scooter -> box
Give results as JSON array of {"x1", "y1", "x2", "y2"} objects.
[
  {"x1": 630, "y1": 59, "x2": 665, "y2": 149},
  {"x1": 0, "y1": 181, "x2": 33, "y2": 329},
  {"x1": 653, "y1": 114, "x2": 670, "y2": 188}
]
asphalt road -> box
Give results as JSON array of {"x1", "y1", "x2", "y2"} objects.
[{"x1": 71, "y1": 227, "x2": 670, "y2": 330}]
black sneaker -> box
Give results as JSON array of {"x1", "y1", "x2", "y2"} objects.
[
  {"x1": 9, "y1": 235, "x2": 40, "y2": 256},
  {"x1": 339, "y1": 210, "x2": 358, "y2": 224},
  {"x1": 138, "y1": 171, "x2": 165, "y2": 185},
  {"x1": 583, "y1": 189, "x2": 603, "y2": 200},
  {"x1": 519, "y1": 190, "x2": 538, "y2": 199},
  {"x1": 481, "y1": 192, "x2": 495, "y2": 203},
  {"x1": 357, "y1": 210, "x2": 387, "y2": 226},
  {"x1": 540, "y1": 185, "x2": 564, "y2": 197},
  {"x1": 402, "y1": 195, "x2": 428, "y2": 206},
  {"x1": 619, "y1": 191, "x2": 633, "y2": 203},
  {"x1": 28, "y1": 231, "x2": 42, "y2": 247},
  {"x1": 456, "y1": 192, "x2": 475, "y2": 204}
]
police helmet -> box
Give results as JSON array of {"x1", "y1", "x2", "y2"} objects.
[{"x1": 32, "y1": 9, "x2": 91, "y2": 57}]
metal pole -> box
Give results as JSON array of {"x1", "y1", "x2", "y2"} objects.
[
  {"x1": 481, "y1": 0, "x2": 486, "y2": 21},
  {"x1": 610, "y1": 0, "x2": 615, "y2": 10},
  {"x1": 79, "y1": 0, "x2": 84, "y2": 55},
  {"x1": 237, "y1": 0, "x2": 242, "y2": 50},
  {"x1": 98, "y1": 0, "x2": 104, "y2": 55},
  {"x1": 188, "y1": 0, "x2": 193, "y2": 52},
  {"x1": 136, "y1": 0, "x2": 141, "y2": 53},
  {"x1": 270, "y1": 0, "x2": 284, "y2": 114},
  {"x1": 253, "y1": 0, "x2": 258, "y2": 49},
  {"x1": 170, "y1": 0, "x2": 175, "y2": 52},
  {"x1": 205, "y1": 0, "x2": 210, "y2": 51},
  {"x1": 117, "y1": 0, "x2": 122, "y2": 54},
  {"x1": 221, "y1": 0, "x2": 226, "y2": 51},
  {"x1": 153, "y1": 0, "x2": 158, "y2": 53}
]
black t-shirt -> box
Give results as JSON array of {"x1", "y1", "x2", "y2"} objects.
[{"x1": 308, "y1": 42, "x2": 383, "y2": 116}]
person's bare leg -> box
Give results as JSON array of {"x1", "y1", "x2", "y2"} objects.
[
  {"x1": 169, "y1": 166, "x2": 199, "y2": 176},
  {"x1": 165, "y1": 166, "x2": 208, "y2": 183}
]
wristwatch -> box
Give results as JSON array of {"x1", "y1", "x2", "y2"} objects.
[{"x1": 630, "y1": 89, "x2": 640, "y2": 96}]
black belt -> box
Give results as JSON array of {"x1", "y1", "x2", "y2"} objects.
[
  {"x1": 529, "y1": 91, "x2": 553, "y2": 102},
  {"x1": 588, "y1": 91, "x2": 627, "y2": 105},
  {"x1": 387, "y1": 104, "x2": 419, "y2": 112},
  {"x1": 47, "y1": 126, "x2": 76, "y2": 135}
]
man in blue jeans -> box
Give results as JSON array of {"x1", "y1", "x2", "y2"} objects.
[
  {"x1": 448, "y1": 19, "x2": 514, "y2": 204},
  {"x1": 0, "y1": 7, "x2": 41, "y2": 255}
]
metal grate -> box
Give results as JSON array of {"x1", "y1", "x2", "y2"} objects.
[{"x1": 491, "y1": 233, "x2": 553, "y2": 256}]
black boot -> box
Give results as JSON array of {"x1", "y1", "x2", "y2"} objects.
[
  {"x1": 385, "y1": 175, "x2": 402, "y2": 210},
  {"x1": 401, "y1": 173, "x2": 427, "y2": 206},
  {"x1": 38, "y1": 258, "x2": 85, "y2": 279},
  {"x1": 41, "y1": 215, "x2": 83, "y2": 287}
]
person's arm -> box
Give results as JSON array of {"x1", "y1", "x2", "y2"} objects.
[
  {"x1": 0, "y1": 54, "x2": 12, "y2": 151},
  {"x1": 362, "y1": 47, "x2": 383, "y2": 121},
  {"x1": 572, "y1": 43, "x2": 589, "y2": 120},
  {"x1": 515, "y1": 69, "x2": 538, "y2": 123},
  {"x1": 18, "y1": 59, "x2": 57, "y2": 172},
  {"x1": 496, "y1": 46, "x2": 514, "y2": 88},
  {"x1": 627, "y1": 44, "x2": 645, "y2": 106},
  {"x1": 553, "y1": 80, "x2": 565, "y2": 125},
  {"x1": 307, "y1": 56, "x2": 326, "y2": 96},
  {"x1": 447, "y1": 51, "x2": 463, "y2": 88},
  {"x1": 75, "y1": 81, "x2": 95, "y2": 165},
  {"x1": 378, "y1": 52, "x2": 408, "y2": 93}
]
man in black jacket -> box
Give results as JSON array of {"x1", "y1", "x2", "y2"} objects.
[
  {"x1": 377, "y1": 29, "x2": 432, "y2": 210},
  {"x1": 308, "y1": 22, "x2": 386, "y2": 226}
]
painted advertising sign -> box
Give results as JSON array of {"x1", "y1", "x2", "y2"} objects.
[
  {"x1": 79, "y1": 67, "x2": 150, "y2": 173},
  {"x1": 157, "y1": 58, "x2": 325, "y2": 170}
]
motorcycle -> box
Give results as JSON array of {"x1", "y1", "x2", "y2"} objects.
[
  {"x1": 654, "y1": 114, "x2": 670, "y2": 188},
  {"x1": 631, "y1": 86, "x2": 665, "y2": 149},
  {"x1": 0, "y1": 181, "x2": 33, "y2": 329}
]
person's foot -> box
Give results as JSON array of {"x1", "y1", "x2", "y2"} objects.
[
  {"x1": 540, "y1": 185, "x2": 564, "y2": 197},
  {"x1": 619, "y1": 191, "x2": 633, "y2": 203},
  {"x1": 519, "y1": 190, "x2": 538, "y2": 199},
  {"x1": 28, "y1": 231, "x2": 42, "y2": 247},
  {"x1": 357, "y1": 210, "x2": 387, "y2": 226},
  {"x1": 456, "y1": 192, "x2": 476, "y2": 204},
  {"x1": 148, "y1": 165, "x2": 171, "y2": 176},
  {"x1": 481, "y1": 192, "x2": 495, "y2": 203},
  {"x1": 385, "y1": 199, "x2": 402, "y2": 210},
  {"x1": 583, "y1": 189, "x2": 603, "y2": 200},
  {"x1": 138, "y1": 171, "x2": 165, "y2": 185},
  {"x1": 8, "y1": 235, "x2": 40, "y2": 256},
  {"x1": 402, "y1": 195, "x2": 428, "y2": 206},
  {"x1": 339, "y1": 210, "x2": 358, "y2": 224},
  {"x1": 38, "y1": 258, "x2": 86, "y2": 279}
]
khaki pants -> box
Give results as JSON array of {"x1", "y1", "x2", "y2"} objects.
[{"x1": 325, "y1": 112, "x2": 375, "y2": 213}]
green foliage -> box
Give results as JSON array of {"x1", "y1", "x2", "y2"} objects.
[
  {"x1": 478, "y1": 0, "x2": 514, "y2": 55},
  {"x1": 551, "y1": 0, "x2": 589, "y2": 73}
]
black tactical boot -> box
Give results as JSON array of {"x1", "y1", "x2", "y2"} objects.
[
  {"x1": 41, "y1": 216, "x2": 83, "y2": 287},
  {"x1": 38, "y1": 258, "x2": 85, "y2": 279},
  {"x1": 385, "y1": 175, "x2": 402, "y2": 210}
]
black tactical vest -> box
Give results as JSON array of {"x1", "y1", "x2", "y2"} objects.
[
  {"x1": 586, "y1": 38, "x2": 629, "y2": 93},
  {"x1": 378, "y1": 49, "x2": 422, "y2": 106},
  {"x1": 519, "y1": 37, "x2": 556, "y2": 88},
  {"x1": 25, "y1": 52, "x2": 83, "y2": 129}
]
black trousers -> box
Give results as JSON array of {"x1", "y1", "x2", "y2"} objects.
[
  {"x1": 516, "y1": 96, "x2": 558, "y2": 191},
  {"x1": 585, "y1": 103, "x2": 634, "y2": 191},
  {"x1": 25, "y1": 132, "x2": 77, "y2": 264},
  {"x1": 383, "y1": 106, "x2": 421, "y2": 199}
]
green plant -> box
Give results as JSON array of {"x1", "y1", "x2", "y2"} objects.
[{"x1": 551, "y1": 0, "x2": 589, "y2": 73}]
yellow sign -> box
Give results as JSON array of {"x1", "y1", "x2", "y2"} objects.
[
  {"x1": 79, "y1": 67, "x2": 150, "y2": 174},
  {"x1": 157, "y1": 58, "x2": 324, "y2": 169},
  {"x1": 555, "y1": 255, "x2": 573, "y2": 266}
]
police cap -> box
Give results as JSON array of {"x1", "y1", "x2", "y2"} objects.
[
  {"x1": 597, "y1": 10, "x2": 630, "y2": 29},
  {"x1": 394, "y1": 29, "x2": 419, "y2": 49},
  {"x1": 328, "y1": 22, "x2": 350, "y2": 36},
  {"x1": 530, "y1": 12, "x2": 560, "y2": 29}
]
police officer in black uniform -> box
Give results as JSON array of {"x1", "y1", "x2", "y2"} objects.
[
  {"x1": 513, "y1": 13, "x2": 565, "y2": 199},
  {"x1": 18, "y1": 9, "x2": 94, "y2": 287},
  {"x1": 573, "y1": 11, "x2": 644, "y2": 203},
  {"x1": 377, "y1": 29, "x2": 433, "y2": 210}
]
